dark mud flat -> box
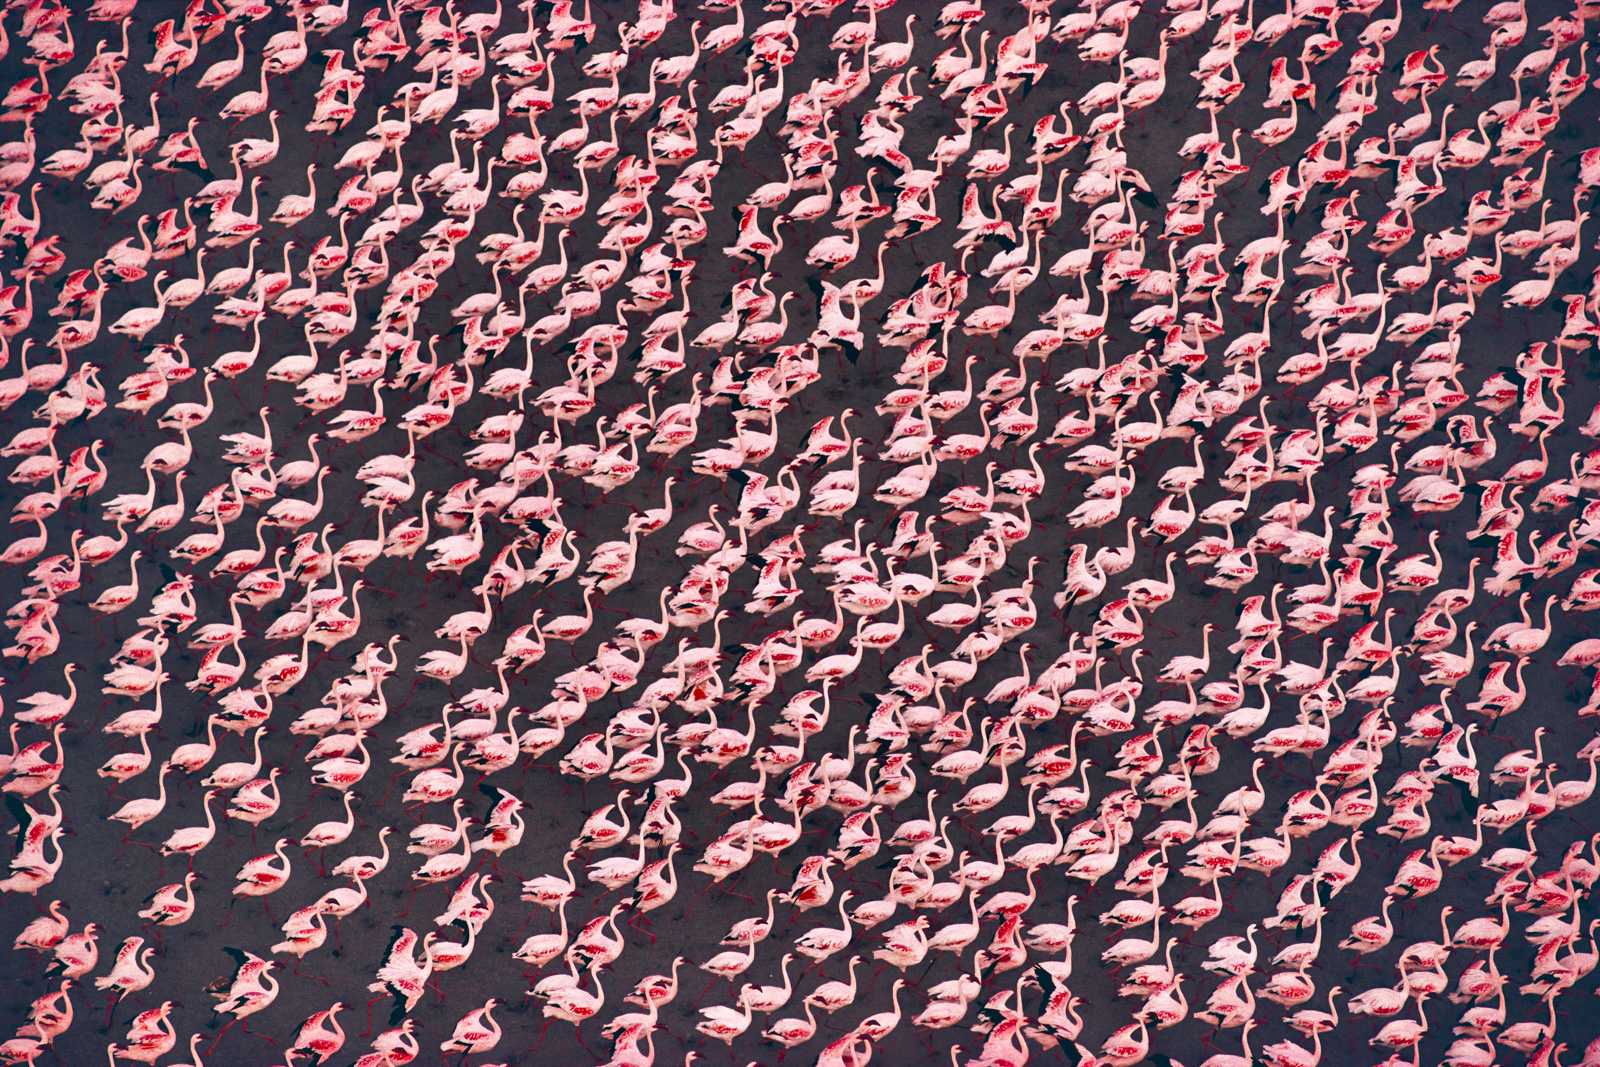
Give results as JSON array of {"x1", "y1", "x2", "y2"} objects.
[{"x1": 2, "y1": 1, "x2": 1600, "y2": 1066}]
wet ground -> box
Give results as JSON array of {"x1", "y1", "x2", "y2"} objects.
[{"x1": 2, "y1": 1, "x2": 1600, "y2": 1066}]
